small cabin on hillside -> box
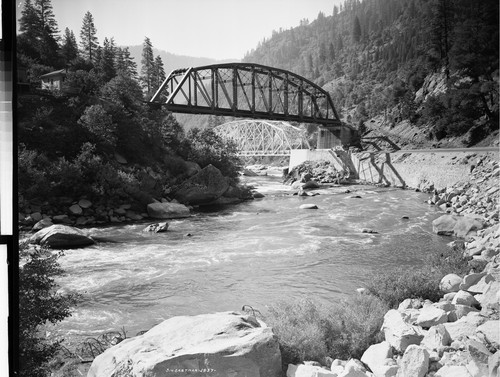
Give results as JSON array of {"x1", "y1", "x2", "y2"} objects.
[{"x1": 40, "y1": 69, "x2": 67, "y2": 91}]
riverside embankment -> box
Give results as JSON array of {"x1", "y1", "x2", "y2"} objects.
[{"x1": 37, "y1": 150, "x2": 499, "y2": 376}]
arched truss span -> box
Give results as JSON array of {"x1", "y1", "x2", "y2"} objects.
[
  {"x1": 214, "y1": 120, "x2": 311, "y2": 156},
  {"x1": 150, "y1": 63, "x2": 341, "y2": 127}
]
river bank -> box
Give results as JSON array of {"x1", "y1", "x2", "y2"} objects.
[
  {"x1": 280, "y1": 152, "x2": 500, "y2": 376},
  {"x1": 36, "y1": 151, "x2": 498, "y2": 376}
]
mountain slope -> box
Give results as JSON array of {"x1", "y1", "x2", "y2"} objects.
[
  {"x1": 243, "y1": 0, "x2": 499, "y2": 147},
  {"x1": 126, "y1": 45, "x2": 237, "y2": 74}
]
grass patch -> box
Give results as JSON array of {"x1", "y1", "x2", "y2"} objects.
[{"x1": 266, "y1": 295, "x2": 388, "y2": 368}]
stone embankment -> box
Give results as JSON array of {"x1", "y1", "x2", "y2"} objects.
[{"x1": 283, "y1": 154, "x2": 499, "y2": 376}]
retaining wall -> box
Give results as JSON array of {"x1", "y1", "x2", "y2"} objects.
[{"x1": 289, "y1": 149, "x2": 498, "y2": 190}]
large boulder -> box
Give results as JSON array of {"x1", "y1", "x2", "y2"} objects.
[
  {"x1": 432, "y1": 215, "x2": 485, "y2": 238},
  {"x1": 420, "y1": 324, "x2": 451, "y2": 351},
  {"x1": 451, "y1": 290, "x2": 480, "y2": 307},
  {"x1": 416, "y1": 306, "x2": 448, "y2": 328},
  {"x1": 443, "y1": 312, "x2": 487, "y2": 342},
  {"x1": 453, "y1": 215, "x2": 484, "y2": 238},
  {"x1": 477, "y1": 280, "x2": 500, "y2": 313},
  {"x1": 396, "y1": 345, "x2": 429, "y2": 377},
  {"x1": 146, "y1": 202, "x2": 190, "y2": 219},
  {"x1": 382, "y1": 310, "x2": 425, "y2": 353},
  {"x1": 360, "y1": 341, "x2": 398, "y2": 377},
  {"x1": 466, "y1": 339, "x2": 492, "y2": 377},
  {"x1": 476, "y1": 320, "x2": 500, "y2": 349},
  {"x1": 439, "y1": 274, "x2": 462, "y2": 293},
  {"x1": 174, "y1": 164, "x2": 230, "y2": 205},
  {"x1": 29, "y1": 224, "x2": 94, "y2": 248},
  {"x1": 432, "y1": 215, "x2": 458, "y2": 236},
  {"x1": 88, "y1": 312, "x2": 282, "y2": 377}
]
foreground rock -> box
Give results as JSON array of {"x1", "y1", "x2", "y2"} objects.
[
  {"x1": 29, "y1": 224, "x2": 94, "y2": 248},
  {"x1": 146, "y1": 202, "x2": 190, "y2": 219},
  {"x1": 88, "y1": 311, "x2": 282, "y2": 377}
]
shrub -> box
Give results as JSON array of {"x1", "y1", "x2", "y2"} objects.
[
  {"x1": 18, "y1": 146, "x2": 50, "y2": 199},
  {"x1": 327, "y1": 295, "x2": 388, "y2": 359},
  {"x1": 184, "y1": 127, "x2": 242, "y2": 179},
  {"x1": 19, "y1": 242, "x2": 80, "y2": 377},
  {"x1": 367, "y1": 267, "x2": 442, "y2": 309},
  {"x1": 100, "y1": 73, "x2": 143, "y2": 111},
  {"x1": 426, "y1": 241, "x2": 471, "y2": 276},
  {"x1": 78, "y1": 104, "x2": 117, "y2": 150},
  {"x1": 266, "y1": 295, "x2": 387, "y2": 369}
]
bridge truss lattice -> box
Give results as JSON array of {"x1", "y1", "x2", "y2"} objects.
[
  {"x1": 214, "y1": 120, "x2": 310, "y2": 156},
  {"x1": 150, "y1": 63, "x2": 342, "y2": 128}
]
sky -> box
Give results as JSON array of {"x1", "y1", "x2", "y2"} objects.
[{"x1": 17, "y1": 0, "x2": 344, "y2": 60}]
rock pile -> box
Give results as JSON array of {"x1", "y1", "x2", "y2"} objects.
[
  {"x1": 287, "y1": 154, "x2": 499, "y2": 376},
  {"x1": 19, "y1": 197, "x2": 151, "y2": 230},
  {"x1": 19, "y1": 165, "x2": 254, "y2": 232},
  {"x1": 285, "y1": 160, "x2": 347, "y2": 186}
]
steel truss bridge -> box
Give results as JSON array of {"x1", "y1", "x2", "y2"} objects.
[
  {"x1": 214, "y1": 120, "x2": 311, "y2": 156},
  {"x1": 150, "y1": 63, "x2": 342, "y2": 128}
]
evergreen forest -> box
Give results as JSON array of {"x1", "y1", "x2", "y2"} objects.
[{"x1": 244, "y1": 0, "x2": 499, "y2": 143}]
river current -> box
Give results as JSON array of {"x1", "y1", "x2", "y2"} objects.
[{"x1": 52, "y1": 174, "x2": 450, "y2": 345}]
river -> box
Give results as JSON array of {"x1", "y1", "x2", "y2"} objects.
[{"x1": 51, "y1": 174, "x2": 450, "y2": 346}]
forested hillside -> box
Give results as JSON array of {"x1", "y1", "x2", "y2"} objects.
[
  {"x1": 244, "y1": 0, "x2": 499, "y2": 145},
  {"x1": 16, "y1": 0, "x2": 241, "y2": 212}
]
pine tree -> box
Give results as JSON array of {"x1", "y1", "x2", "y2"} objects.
[
  {"x1": 318, "y1": 42, "x2": 327, "y2": 64},
  {"x1": 36, "y1": 0, "x2": 58, "y2": 36},
  {"x1": 61, "y1": 28, "x2": 78, "y2": 64},
  {"x1": 18, "y1": 0, "x2": 41, "y2": 60},
  {"x1": 19, "y1": 0, "x2": 38, "y2": 38},
  {"x1": 18, "y1": 0, "x2": 60, "y2": 66},
  {"x1": 152, "y1": 55, "x2": 166, "y2": 92},
  {"x1": 116, "y1": 47, "x2": 138, "y2": 78},
  {"x1": 353, "y1": 15, "x2": 362, "y2": 43},
  {"x1": 80, "y1": 11, "x2": 98, "y2": 62},
  {"x1": 328, "y1": 42, "x2": 335, "y2": 63},
  {"x1": 427, "y1": 0, "x2": 452, "y2": 78},
  {"x1": 98, "y1": 37, "x2": 116, "y2": 82},
  {"x1": 140, "y1": 37, "x2": 155, "y2": 94}
]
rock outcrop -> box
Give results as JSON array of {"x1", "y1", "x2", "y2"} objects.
[
  {"x1": 174, "y1": 164, "x2": 230, "y2": 205},
  {"x1": 88, "y1": 311, "x2": 282, "y2": 377}
]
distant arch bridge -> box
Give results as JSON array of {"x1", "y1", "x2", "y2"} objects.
[
  {"x1": 214, "y1": 120, "x2": 311, "y2": 156},
  {"x1": 150, "y1": 63, "x2": 342, "y2": 128}
]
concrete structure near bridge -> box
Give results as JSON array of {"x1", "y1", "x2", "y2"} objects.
[{"x1": 290, "y1": 148, "x2": 497, "y2": 190}]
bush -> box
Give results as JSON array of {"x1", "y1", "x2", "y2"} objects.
[
  {"x1": 19, "y1": 242, "x2": 80, "y2": 377},
  {"x1": 266, "y1": 295, "x2": 388, "y2": 369},
  {"x1": 184, "y1": 127, "x2": 242, "y2": 179},
  {"x1": 367, "y1": 268, "x2": 442, "y2": 309},
  {"x1": 426, "y1": 241, "x2": 471, "y2": 276},
  {"x1": 18, "y1": 146, "x2": 51, "y2": 199},
  {"x1": 78, "y1": 105, "x2": 117, "y2": 150}
]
